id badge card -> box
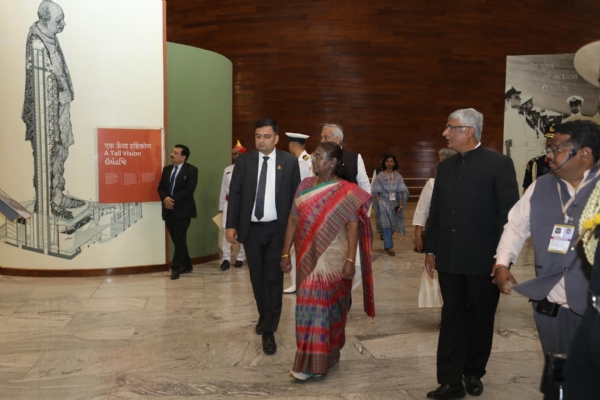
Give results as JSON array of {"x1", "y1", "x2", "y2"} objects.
[
  {"x1": 547, "y1": 224, "x2": 575, "y2": 254},
  {"x1": 388, "y1": 192, "x2": 396, "y2": 201}
]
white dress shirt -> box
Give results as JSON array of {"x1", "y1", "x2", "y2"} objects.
[
  {"x1": 495, "y1": 170, "x2": 592, "y2": 307},
  {"x1": 251, "y1": 149, "x2": 277, "y2": 222}
]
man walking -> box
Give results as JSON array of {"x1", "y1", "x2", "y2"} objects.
[
  {"x1": 226, "y1": 119, "x2": 301, "y2": 354},
  {"x1": 158, "y1": 145, "x2": 198, "y2": 280},
  {"x1": 424, "y1": 108, "x2": 519, "y2": 399}
]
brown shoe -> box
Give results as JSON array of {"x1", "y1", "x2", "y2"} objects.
[{"x1": 386, "y1": 249, "x2": 395, "y2": 256}]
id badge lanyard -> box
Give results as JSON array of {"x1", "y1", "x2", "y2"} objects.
[{"x1": 386, "y1": 172, "x2": 396, "y2": 201}]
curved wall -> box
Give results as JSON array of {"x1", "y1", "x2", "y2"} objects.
[
  {"x1": 167, "y1": 0, "x2": 600, "y2": 178},
  {"x1": 166, "y1": 42, "x2": 232, "y2": 261}
]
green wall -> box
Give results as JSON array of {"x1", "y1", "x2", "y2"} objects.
[{"x1": 167, "y1": 42, "x2": 232, "y2": 259}]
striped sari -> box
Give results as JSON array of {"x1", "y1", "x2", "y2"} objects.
[{"x1": 291, "y1": 177, "x2": 374, "y2": 375}]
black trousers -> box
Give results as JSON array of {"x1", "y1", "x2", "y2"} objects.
[
  {"x1": 532, "y1": 301, "x2": 581, "y2": 354},
  {"x1": 165, "y1": 216, "x2": 192, "y2": 272},
  {"x1": 243, "y1": 221, "x2": 284, "y2": 333},
  {"x1": 437, "y1": 272, "x2": 500, "y2": 385},
  {"x1": 564, "y1": 307, "x2": 600, "y2": 399}
]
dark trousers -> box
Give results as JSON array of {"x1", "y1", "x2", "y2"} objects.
[
  {"x1": 564, "y1": 307, "x2": 600, "y2": 399},
  {"x1": 532, "y1": 302, "x2": 581, "y2": 354},
  {"x1": 437, "y1": 272, "x2": 500, "y2": 385},
  {"x1": 243, "y1": 221, "x2": 284, "y2": 333},
  {"x1": 165, "y1": 216, "x2": 191, "y2": 271}
]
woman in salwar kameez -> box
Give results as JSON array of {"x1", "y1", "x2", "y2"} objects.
[
  {"x1": 371, "y1": 154, "x2": 409, "y2": 256},
  {"x1": 281, "y1": 142, "x2": 375, "y2": 381}
]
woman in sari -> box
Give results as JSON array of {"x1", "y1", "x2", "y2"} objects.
[
  {"x1": 371, "y1": 154, "x2": 409, "y2": 256},
  {"x1": 280, "y1": 142, "x2": 374, "y2": 381}
]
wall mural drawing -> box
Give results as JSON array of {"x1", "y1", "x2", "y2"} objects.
[
  {"x1": 0, "y1": 0, "x2": 142, "y2": 260},
  {"x1": 504, "y1": 54, "x2": 600, "y2": 192}
]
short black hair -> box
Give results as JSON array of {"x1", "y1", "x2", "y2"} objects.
[
  {"x1": 174, "y1": 144, "x2": 190, "y2": 161},
  {"x1": 553, "y1": 120, "x2": 600, "y2": 161},
  {"x1": 255, "y1": 118, "x2": 279, "y2": 135},
  {"x1": 381, "y1": 154, "x2": 399, "y2": 171}
]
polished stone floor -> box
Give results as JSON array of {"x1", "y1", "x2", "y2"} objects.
[{"x1": 0, "y1": 204, "x2": 543, "y2": 399}]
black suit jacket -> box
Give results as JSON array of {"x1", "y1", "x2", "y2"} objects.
[
  {"x1": 158, "y1": 162, "x2": 198, "y2": 220},
  {"x1": 226, "y1": 149, "x2": 301, "y2": 243},
  {"x1": 424, "y1": 146, "x2": 519, "y2": 275}
]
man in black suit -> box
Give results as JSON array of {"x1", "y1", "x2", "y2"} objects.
[
  {"x1": 424, "y1": 108, "x2": 519, "y2": 399},
  {"x1": 158, "y1": 144, "x2": 198, "y2": 281},
  {"x1": 226, "y1": 118, "x2": 301, "y2": 355}
]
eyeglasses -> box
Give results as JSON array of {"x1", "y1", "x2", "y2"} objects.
[
  {"x1": 544, "y1": 145, "x2": 578, "y2": 157},
  {"x1": 444, "y1": 125, "x2": 472, "y2": 132}
]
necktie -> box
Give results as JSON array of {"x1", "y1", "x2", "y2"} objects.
[
  {"x1": 254, "y1": 156, "x2": 269, "y2": 220},
  {"x1": 169, "y1": 165, "x2": 179, "y2": 196}
]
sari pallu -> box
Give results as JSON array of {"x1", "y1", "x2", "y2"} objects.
[{"x1": 293, "y1": 179, "x2": 374, "y2": 375}]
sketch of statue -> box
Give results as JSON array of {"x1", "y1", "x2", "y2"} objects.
[
  {"x1": 0, "y1": 0, "x2": 144, "y2": 259},
  {"x1": 22, "y1": 0, "x2": 84, "y2": 220}
]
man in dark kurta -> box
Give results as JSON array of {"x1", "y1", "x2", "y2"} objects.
[{"x1": 424, "y1": 108, "x2": 520, "y2": 399}]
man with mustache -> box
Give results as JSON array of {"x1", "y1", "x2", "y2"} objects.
[
  {"x1": 158, "y1": 145, "x2": 198, "y2": 280},
  {"x1": 424, "y1": 108, "x2": 519, "y2": 399},
  {"x1": 494, "y1": 120, "x2": 600, "y2": 357}
]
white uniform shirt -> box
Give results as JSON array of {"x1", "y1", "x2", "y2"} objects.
[
  {"x1": 298, "y1": 150, "x2": 314, "y2": 180},
  {"x1": 218, "y1": 164, "x2": 234, "y2": 211}
]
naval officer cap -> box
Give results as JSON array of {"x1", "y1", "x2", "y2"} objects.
[
  {"x1": 567, "y1": 95, "x2": 584, "y2": 105},
  {"x1": 520, "y1": 94, "x2": 533, "y2": 105},
  {"x1": 574, "y1": 40, "x2": 600, "y2": 88},
  {"x1": 505, "y1": 85, "x2": 522, "y2": 99},
  {"x1": 285, "y1": 132, "x2": 309, "y2": 144}
]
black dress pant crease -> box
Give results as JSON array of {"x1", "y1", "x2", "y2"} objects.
[
  {"x1": 243, "y1": 222, "x2": 284, "y2": 334},
  {"x1": 165, "y1": 216, "x2": 192, "y2": 271},
  {"x1": 437, "y1": 271, "x2": 500, "y2": 385}
]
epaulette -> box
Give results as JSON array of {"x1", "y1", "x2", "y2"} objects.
[{"x1": 303, "y1": 154, "x2": 310, "y2": 160}]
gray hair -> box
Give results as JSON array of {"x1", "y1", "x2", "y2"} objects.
[
  {"x1": 38, "y1": 1, "x2": 57, "y2": 22},
  {"x1": 322, "y1": 124, "x2": 344, "y2": 143},
  {"x1": 438, "y1": 148, "x2": 457, "y2": 159},
  {"x1": 448, "y1": 108, "x2": 483, "y2": 140}
]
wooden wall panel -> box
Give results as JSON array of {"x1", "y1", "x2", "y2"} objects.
[{"x1": 167, "y1": 0, "x2": 600, "y2": 180}]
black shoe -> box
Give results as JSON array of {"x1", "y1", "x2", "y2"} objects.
[
  {"x1": 426, "y1": 384, "x2": 466, "y2": 399},
  {"x1": 255, "y1": 317, "x2": 264, "y2": 335},
  {"x1": 462, "y1": 376, "x2": 483, "y2": 396},
  {"x1": 170, "y1": 269, "x2": 180, "y2": 280},
  {"x1": 181, "y1": 266, "x2": 193, "y2": 274},
  {"x1": 220, "y1": 260, "x2": 230, "y2": 271},
  {"x1": 262, "y1": 333, "x2": 277, "y2": 355},
  {"x1": 234, "y1": 260, "x2": 244, "y2": 268}
]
